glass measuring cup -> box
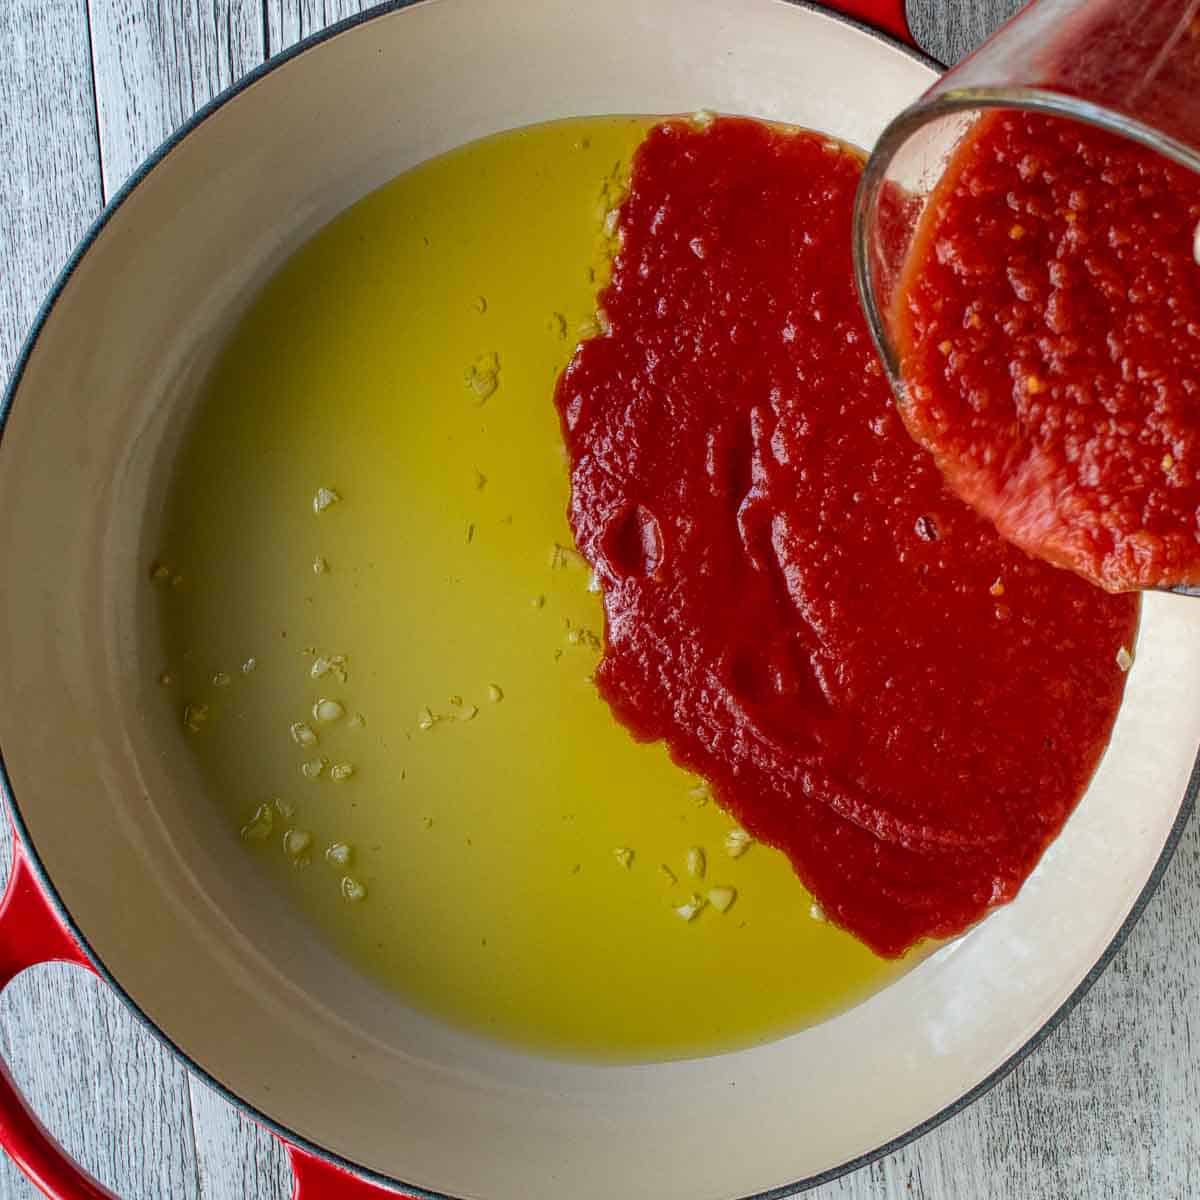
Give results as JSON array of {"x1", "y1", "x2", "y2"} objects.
[{"x1": 852, "y1": 0, "x2": 1200, "y2": 596}]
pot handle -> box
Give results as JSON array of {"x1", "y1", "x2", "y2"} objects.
[
  {"x1": 823, "y1": 0, "x2": 915, "y2": 47},
  {"x1": 286, "y1": 1145, "x2": 422, "y2": 1198},
  {"x1": 0, "y1": 827, "x2": 420, "y2": 1199},
  {"x1": 0, "y1": 834, "x2": 115, "y2": 1198}
]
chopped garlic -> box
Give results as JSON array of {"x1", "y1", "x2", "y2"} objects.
[
  {"x1": 283, "y1": 828, "x2": 312, "y2": 859},
  {"x1": 183, "y1": 702, "x2": 209, "y2": 733},
  {"x1": 810, "y1": 901, "x2": 827, "y2": 923},
  {"x1": 1163, "y1": 454, "x2": 1176, "y2": 472},
  {"x1": 566, "y1": 626, "x2": 602, "y2": 650},
  {"x1": 659, "y1": 864, "x2": 677, "y2": 885},
  {"x1": 349, "y1": 712, "x2": 365, "y2": 728},
  {"x1": 724, "y1": 828, "x2": 753, "y2": 858},
  {"x1": 688, "y1": 781, "x2": 711, "y2": 805},
  {"x1": 487, "y1": 683, "x2": 504, "y2": 703},
  {"x1": 313, "y1": 698, "x2": 345, "y2": 723},
  {"x1": 613, "y1": 847, "x2": 634, "y2": 869},
  {"x1": 329, "y1": 762, "x2": 355, "y2": 782},
  {"x1": 313, "y1": 556, "x2": 329, "y2": 575},
  {"x1": 531, "y1": 595, "x2": 545, "y2": 609},
  {"x1": 587, "y1": 570, "x2": 601, "y2": 594},
  {"x1": 457, "y1": 704, "x2": 479, "y2": 722},
  {"x1": 290, "y1": 721, "x2": 318, "y2": 747},
  {"x1": 301, "y1": 757, "x2": 327, "y2": 780},
  {"x1": 989, "y1": 578, "x2": 1006, "y2": 598},
  {"x1": 212, "y1": 671, "x2": 231, "y2": 688},
  {"x1": 417, "y1": 706, "x2": 436, "y2": 731},
  {"x1": 159, "y1": 671, "x2": 175, "y2": 687},
  {"x1": 464, "y1": 351, "x2": 501, "y2": 402},
  {"x1": 341, "y1": 876, "x2": 367, "y2": 902},
  {"x1": 473, "y1": 295, "x2": 488, "y2": 314},
  {"x1": 325, "y1": 842, "x2": 352, "y2": 868},
  {"x1": 674, "y1": 894, "x2": 706, "y2": 922},
  {"x1": 707, "y1": 886, "x2": 737, "y2": 914},
  {"x1": 240, "y1": 803, "x2": 274, "y2": 842},
  {"x1": 272, "y1": 797, "x2": 295, "y2": 818},
  {"x1": 312, "y1": 487, "x2": 340, "y2": 514},
  {"x1": 686, "y1": 847, "x2": 706, "y2": 880},
  {"x1": 1116, "y1": 646, "x2": 1134, "y2": 672},
  {"x1": 549, "y1": 542, "x2": 583, "y2": 569},
  {"x1": 691, "y1": 108, "x2": 716, "y2": 129},
  {"x1": 309, "y1": 653, "x2": 349, "y2": 683},
  {"x1": 241, "y1": 657, "x2": 257, "y2": 674}
]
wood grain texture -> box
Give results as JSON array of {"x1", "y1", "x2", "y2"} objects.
[
  {"x1": 86, "y1": 0, "x2": 264, "y2": 195},
  {"x1": 0, "y1": 967, "x2": 201, "y2": 1199},
  {"x1": 0, "y1": 0, "x2": 102, "y2": 378},
  {"x1": 188, "y1": 1079, "x2": 291, "y2": 1200},
  {"x1": 1, "y1": 1, "x2": 1198, "y2": 1198},
  {"x1": 265, "y1": 0, "x2": 372, "y2": 56},
  {"x1": 907, "y1": 0, "x2": 1024, "y2": 64}
]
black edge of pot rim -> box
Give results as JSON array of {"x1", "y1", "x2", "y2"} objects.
[{"x1": 0, "y1": 1, "x2": 1193, "y2": 1197}]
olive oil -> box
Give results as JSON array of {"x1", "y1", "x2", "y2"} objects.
[{"x1": 156, "y1": 116, "x2": 904, "y2": 1061}]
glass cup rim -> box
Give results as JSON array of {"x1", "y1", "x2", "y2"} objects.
[{"x1": 852, "y1": 84, "x2": 1200, "y2": 389}]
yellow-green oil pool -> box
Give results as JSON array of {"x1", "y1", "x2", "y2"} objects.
[{"x1": 155, "y1": 116, "x2": 903, "y2": 1061}]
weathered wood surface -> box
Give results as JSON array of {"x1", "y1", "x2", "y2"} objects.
[{"x1": 1, "y1": 1, "x2": 1195, "y2": 1197}]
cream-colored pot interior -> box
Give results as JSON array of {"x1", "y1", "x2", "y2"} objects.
[{"x1": 1, "y1": 2, "x2": 1198, "y2": 1197}]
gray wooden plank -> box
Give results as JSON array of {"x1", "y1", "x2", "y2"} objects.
[
  {"x1": 188, "y1": 1079, "x2": 291, "y2": 1200},
  {"x1": 0, "y1": 3, "x2": 106, "y2": 1198},
  {"x1": 908, "y1": 0, "x2": 1025, "y2": 65},
  {"x1": 86, "y1": 0, "x2": 265, "y2": 196},
  {"x1": 0, "y1": 967, "x2": 201, "y2": 1200},
  {"x1": 0, "y1": 0, "x2": 103, "y2": 379},
  {"x1": 266, "y1": 0, "x2": 372, "y2": 56}
]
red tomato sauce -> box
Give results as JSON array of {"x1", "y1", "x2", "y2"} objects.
[
  {"x1": 895, "y1": 110, "x2": 1200, "y2": 592},
  {"x1": 555, "y1": 118, "x2": 1138, "y2": 958}
]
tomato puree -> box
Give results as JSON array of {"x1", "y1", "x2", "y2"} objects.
[
  {"x1": 555, "y1": 118, "x2": 1138, "y2": 958},
  {"x1": 895, "y1": 111, "x2": 1200, "y2": 591}
]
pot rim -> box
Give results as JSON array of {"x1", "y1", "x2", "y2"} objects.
[{"x1": 1, "y1": 2, "x2": 1191, "y2": 1197}]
